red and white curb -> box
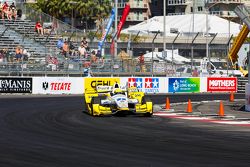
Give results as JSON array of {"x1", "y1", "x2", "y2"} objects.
[{"x1": 154, "y1": 112, "x2": 250, "y2": 126}]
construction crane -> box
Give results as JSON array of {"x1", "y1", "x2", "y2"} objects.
[
  {"x1": 228, "y1": 5, "x2": 250, "y2": 77},
  {"x1": 228, "y1": 24, "x2": 249, "y2": 77}
]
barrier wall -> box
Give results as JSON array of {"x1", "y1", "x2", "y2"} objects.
[
  {"x1": 0, "y1": 77, "x2": 238, "y2": 94},
  {"x1": 32, "y1": 77, "x2": 84, "y2": 94}
]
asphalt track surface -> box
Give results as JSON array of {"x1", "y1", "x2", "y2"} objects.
[{"x1": 1, "y1": 94, "x2": 250, "y2": 167}]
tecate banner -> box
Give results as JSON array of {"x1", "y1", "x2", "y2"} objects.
[
  {"x1": 168, "y1": 78, "x2": 200, "y2": 93},
  {"x1": 207, "y1": 77, "x2": 237, "y2": 92},
  {"x1": 0, "y1": 77, "x2": 32, "y2": 93},
  {"x1": 33, "y1": 77, "x2": 83, "y2": 94}
]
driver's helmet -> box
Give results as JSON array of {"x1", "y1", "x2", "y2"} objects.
[{"x1": 113, "y1": 88, "x2": 122, "y2": 95}]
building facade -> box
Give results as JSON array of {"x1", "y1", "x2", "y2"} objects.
[
  {"x1": 118, "y1": 0, "x2": 151, "y2": 28},
  {"x1": 150, "y1": 0, "x2": 245, "y2": 22}
]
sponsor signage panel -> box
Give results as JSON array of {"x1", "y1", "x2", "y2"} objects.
[
  {"x1": 168, "y1": 78, "x2": 200, "y2": 93},
  {"x1": 0, "y1": 77, "x2": 32, "y2": 93},
  {"x1": 84, "y1": 77, "x2": 120, "y2": 91},
  {"x1": 33, "y1": 77, "x2": 83, "y2": 94},
  {"x1": 126, "y1": 77, "x2": 165, "y2": 93},
  {"x1": 207, "y1": 77, "x2": 237, "y2": 92}
]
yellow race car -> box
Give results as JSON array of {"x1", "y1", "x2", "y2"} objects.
[{"x1": 84, "y1": 84, "x2": 153, "y2": 116}]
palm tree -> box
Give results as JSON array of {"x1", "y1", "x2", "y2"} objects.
[{"x1": 32, "y1": 0, "x2": 112, "y2": 27}]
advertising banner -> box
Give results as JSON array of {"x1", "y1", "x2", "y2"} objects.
[
  {"x1": 207, "y1": 77, "x2": 237, "y2": 92},
  {"x1": 33, "y1": 77, "x2": 83, "y2": 94},
  {"x1": 124, "y1": 77, "x2": 167, "y2": 94},
  {"x1": 0, "y1": 77, "x2": 32, "y2": 93},
  {"x1": 168, "y1": 78, "x2": 200, "y2": 93},
  {"x1": 84, "y1": 77, "x2": 120, "y2": 91}
]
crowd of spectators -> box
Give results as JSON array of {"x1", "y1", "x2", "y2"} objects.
[
  {"x1": 0, "y1": 46, "x2": 30, "y2": 63},
  {"x1": 0, "y1": 2, "x2": 18, "y2": 21},
  {"x1": 56, "y1": 37, "x2": 104, "y2": 69}
]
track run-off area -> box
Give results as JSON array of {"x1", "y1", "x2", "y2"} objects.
[{"x1": 1, "y1": 93, "x2": 250, "y2": 166}]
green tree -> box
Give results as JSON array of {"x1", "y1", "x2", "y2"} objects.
[{"x1": 32, "y1": 0, "x2": 112, "y2": 25}]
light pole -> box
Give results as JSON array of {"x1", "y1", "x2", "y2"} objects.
[
  {"x1": 70, "y1": 1, "x2": 77, "y2": 33},
  {"x1": 205, "y1": 1, "x2": 222, "y2": 74},
  {"x1": 163, "y1": 0, "x2": 166, "y2": 75},
  {"x1": 206, "y1": 8, "x2": 209, "y2": 58}
]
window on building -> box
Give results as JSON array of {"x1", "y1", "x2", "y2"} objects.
[
  {"x1": 198, "y1": 6, "x2": 203, "y2": 11},
  {"x1": 191, "y1": 7, "x2": 193, "y2": 13},
  {"x1": 153, "y1": 0, "x2": 158, "y2": 6}
]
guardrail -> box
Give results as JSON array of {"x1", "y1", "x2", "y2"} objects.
[{"x1": 0, "y1": 58, "x2": 180, "y2": 77}]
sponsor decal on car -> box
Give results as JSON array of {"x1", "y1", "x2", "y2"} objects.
[{"x1": 207, "y1": 77, "x2": 237, "y2": 92}]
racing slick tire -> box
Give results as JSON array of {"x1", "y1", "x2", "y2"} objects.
[
  {"x1": 90, "y1": 96, "x2": 106, "y2": 116},
  {"x1": 142, "y1": 96, "x2": 153, "y2": 117}
]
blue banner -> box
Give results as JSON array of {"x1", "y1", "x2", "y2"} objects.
[
  {"x1": 98, "y1": 8, "x2": 116, "y2": 51},
  {"x1": 168, "y1": 78, "x2": 200, "y2": 93}
]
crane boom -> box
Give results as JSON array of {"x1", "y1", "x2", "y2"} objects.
[
  {"x1": 228, "y1": 24, "x2": 249, "y2": 65},
  {"x1": 228, "y1": 24, "x2": 249, "y2": 77}
]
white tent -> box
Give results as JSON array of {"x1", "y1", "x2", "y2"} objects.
[
  {"x1": 143, "y1": 49, "x2": 190, "y2": 64},
  {"x1": 122, "y1": 14, "x2": 241, "y2": 36},
  {"x1": 123, "y1": 18, "x2": 164, "y2": 34}
]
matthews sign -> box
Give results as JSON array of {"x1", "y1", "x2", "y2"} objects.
[{"x1": 0, "y1": 78, "x2": 32, "y2": 93}]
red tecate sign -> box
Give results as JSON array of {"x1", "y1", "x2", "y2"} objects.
[{"x1": 207, "y1": 77, "x2": 237, "y2": 92}]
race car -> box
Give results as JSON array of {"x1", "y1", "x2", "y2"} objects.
[{"x1": 84, "y1": 84, "x2": 153, "y2": 116}]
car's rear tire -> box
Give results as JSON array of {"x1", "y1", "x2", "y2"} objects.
[
  {"x1": 142, "y1": 96, "x2": 153, "y2": 117},
  {"x1": 91, "y1": 96, "x2": 106, "y2": 116}
]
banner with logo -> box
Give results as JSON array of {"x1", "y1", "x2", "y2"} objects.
[
  {"x1": 123, "y1": 77, "x2": 167, "y2": 94},
  {"x1": 207, "y1": 77, "x2": 237, "y2": 92},
  {"x1": 0, "y1": 77, "x2": 32, "y2": 93},
  {"x1": 84, "y1": 77, "x2": 120, "y2": 92},
  {"x1": 168, "y1": 78, "x2": 200, "y2": 93},
  {"x1": 33, "y1": 77, "x2": 83, "y2": 94}
]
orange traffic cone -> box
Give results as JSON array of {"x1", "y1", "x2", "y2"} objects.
[
  {"x1": 229, "y1": 92, "x2": 234, "y2": 102},
  {"x1": 186, "y1": 99, "x2": 192, "y2": 113},
  {"x1": 218, "y1": 101, "x2": 225, "y2": 117},
  {"x1": 165, "y1": 97, "x2": 170, "y2": 110}
]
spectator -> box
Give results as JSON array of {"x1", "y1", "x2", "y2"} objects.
[
  {"x1": 22, "y1": 48, "x2": 30, "y2": 61},
  {"x1": 62, "y1": 41, "x2": 69, "y2": 58},
  {"x1": 0, "y1": 49, "x2": 4, "y2": 62},
  {"x1": 15, "y1": 45, "x2": 22, "y2": 62},
  {"x1": 2, "y1": 2, "x2": 8, "y2": 20},
  {"x1": 138, "y1": 52, "x2": 145, "y2": 72},
  {"x1": 91, "y1": 50, "x2": 97, "y2": 63},
  {"x1": 35, "y1": 21, "x2": 44, "y2": 35},
  {"x1": 0, "y1": 2, "x2": 3, "y2": 19},
  {"x1": 192, "y1": 67, "x2": 199, "y2": 77},
  {"x1": 57, "y1": 37, "x2": 64, "y2": 49},
  {"x1": 10, "y1": 2, "x2": 16, "y2": 10},
  {"x1": 9, "y1": 3, "x2": 17, "y2": 20},
  {"x1": 78, "y1": 44, "x2": 86, "y2": 59},
  {"x1": 7, "y1": 7, "x2": 13, "y2": 21},
  {"x1": 17, "y1": 9, "x2": 22, "y2": 18},
  {"x1": 81, "y1": 37, "x2": 88, "y2": 50}
]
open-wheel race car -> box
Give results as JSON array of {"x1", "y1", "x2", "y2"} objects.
[{"x1": 84, "y1": 83, "x2": 153, "y2": 116}]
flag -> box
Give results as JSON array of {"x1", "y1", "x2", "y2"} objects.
[
  {"x1": 110, "y1": 4, "x2": 130, "y2": 55},
  {"x1": 98, "y1": 8, "x2": 116, "y2": 52}
]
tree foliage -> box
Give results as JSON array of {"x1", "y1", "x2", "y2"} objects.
[{"x1": 31, "y1": 0, "x2": 112, "y2": 21}]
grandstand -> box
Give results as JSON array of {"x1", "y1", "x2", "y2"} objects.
[{"x1": 0, "y1": 2, "x2": 178, "y2": 77}]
